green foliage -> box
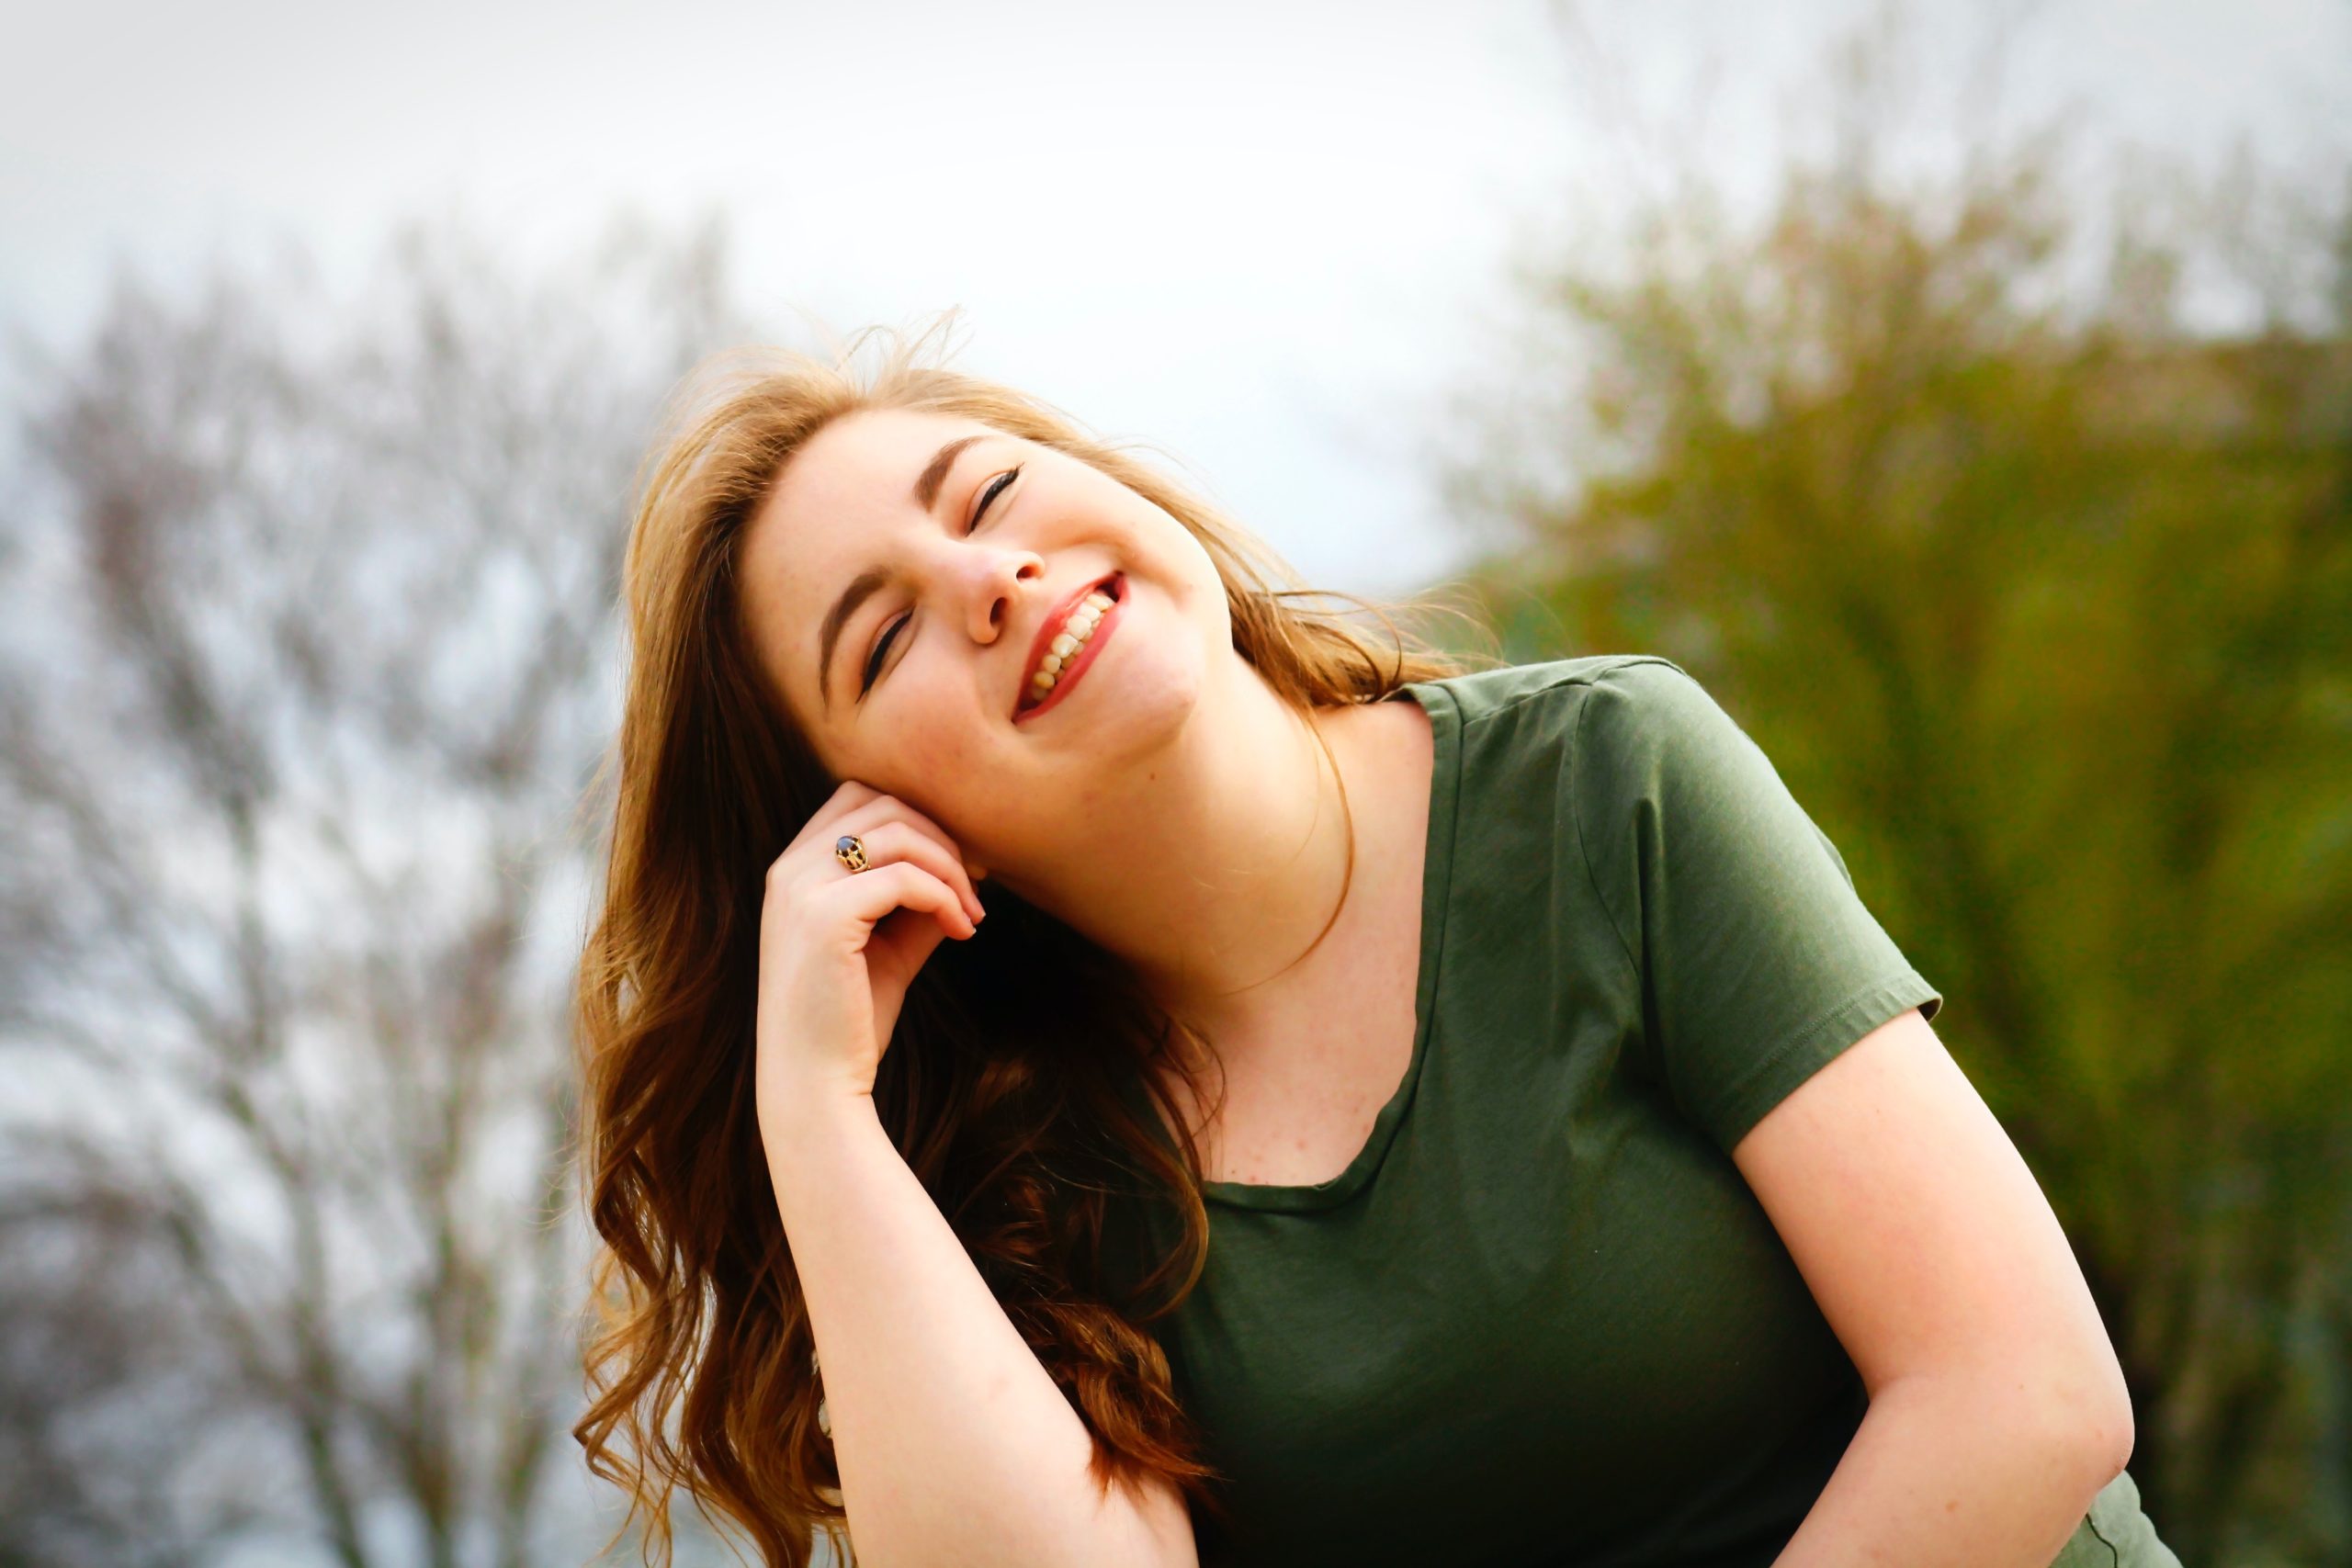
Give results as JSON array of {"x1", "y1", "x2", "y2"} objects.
[{"x1": 1453, "y1": 134, "x2": 2352, "y2": 1563}]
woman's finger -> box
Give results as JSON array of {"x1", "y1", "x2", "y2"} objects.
[
  {"x1": 816, "y1": 859, "x2": 977, "y2": 942},
  {"x1": 824, "y1": 819, "x2": 986, "y2": 926}
]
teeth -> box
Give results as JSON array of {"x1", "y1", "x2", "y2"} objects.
[{"x1": 1026, "y1": 590, "x2": 1116, "y2": 703}]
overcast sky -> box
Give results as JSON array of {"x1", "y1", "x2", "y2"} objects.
[{"x1": 5, "y1": 0, "x2": 2346, "y2": 598}]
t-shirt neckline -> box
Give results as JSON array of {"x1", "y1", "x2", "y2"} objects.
[{"x1": 1198, "y1": 678, "x2": 1464, "y2": 1213}]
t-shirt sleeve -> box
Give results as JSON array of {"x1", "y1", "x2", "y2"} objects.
[{"x1": 1567, "y1": 658, "x2": 1943, "y2": 1154}]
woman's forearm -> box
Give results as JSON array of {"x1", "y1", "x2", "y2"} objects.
[
  {"x1": 768, "y1": 1091, "x2": 1193, "y2": 1568},
  {"x1": 1772, "y1": 1370, "x2": 2128, "y2": 1568}
]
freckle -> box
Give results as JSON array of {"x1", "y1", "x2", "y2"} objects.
[{"x1": 1944, "y1": 1499, "x2": 1958, "y2": 1514}]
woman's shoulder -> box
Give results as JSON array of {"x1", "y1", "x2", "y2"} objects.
[
  {"x1": 1407, "y1": 652, "x2": 1695, "y2": 727},
  {"x1": 1399, "y1": 656, "x2": 1710, "y2": 791}
]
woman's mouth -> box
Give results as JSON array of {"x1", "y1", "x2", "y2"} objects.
[{"x1": 1015, "y1": 575, "x2": 1123, "y2": 723}]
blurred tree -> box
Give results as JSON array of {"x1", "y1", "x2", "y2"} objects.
[
  {"x1": 1446, "y1": 17, "x2": 2352, "y2": 1565},
  {"x1": 0, "y1": 220, "x2": 746, "y2": 1568}
]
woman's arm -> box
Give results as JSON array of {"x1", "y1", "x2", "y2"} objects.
[
  {"x1": 1770, "y1": 1371, "x2": 2123, "y2": 1566},
  {"x1": 1728, "y1": 1007, "x2": 2134, "y2": 1566},
  {"x1": 770, "y1": 1088, "x2": 1199, "y2": 1568}
]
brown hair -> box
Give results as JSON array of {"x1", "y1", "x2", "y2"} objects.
[{"x1": 570, "y1": 313, "x2": 1499, "y2": 1565}]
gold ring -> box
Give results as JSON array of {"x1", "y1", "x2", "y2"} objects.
[{"x1": 832, "y1": 834, "x2": 870, "y2": 873}]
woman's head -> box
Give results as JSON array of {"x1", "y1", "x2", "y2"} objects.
[
  {"x1": 735, "y1": 400, "x2": 1235, "y2": 882},
  {"x1": 624, "y1": 316, "x2": 1438, "y2": 882},
  {"x1": 573, "y1": 316, "x2": 1493, "y2": 1566}
]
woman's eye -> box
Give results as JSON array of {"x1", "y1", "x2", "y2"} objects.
[
  {"x1": 861, "y1": 618, "x2": 900, "y2": 694},
  {"x1": 969, "y1": 465, "x2": 1020, "y2": 532},
  {"x1": 861, "y1": 465, "x2": 1023, "y2": 695}
]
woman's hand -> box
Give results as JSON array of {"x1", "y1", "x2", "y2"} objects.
[{"x1": 754, "y1": 782, "x2": 989, "y2": 1143}]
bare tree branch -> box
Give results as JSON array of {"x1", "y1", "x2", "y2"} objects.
[{"x1": 1, "y1": 213, "x2": 751, "y2": 1567}]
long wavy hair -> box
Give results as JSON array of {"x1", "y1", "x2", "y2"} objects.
[{"x1": 571, "y1": 314, "x2": 1500, "y2": 1566}]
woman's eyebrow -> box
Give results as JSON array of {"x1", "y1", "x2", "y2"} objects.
[
  {"x1": 913, "y1": 434, "x2": 986, "y2": 513},
  {"x1": 818, "y1": 566, "x2": 889, "y2": 715},
  {"x1": 816, "y1": 434, "x2": 989, "y2": 713}
]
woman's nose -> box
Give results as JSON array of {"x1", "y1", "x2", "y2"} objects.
[{"x1": 967, "y1": 548, "x2": 1044, "y2": 642}]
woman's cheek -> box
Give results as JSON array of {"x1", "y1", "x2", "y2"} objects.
[{"x1": 904, "y1": 705, "x2": 984, "y2": 774}]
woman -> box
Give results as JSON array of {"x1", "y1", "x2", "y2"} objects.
[{"x1": 572, "y1": 321, "x2": 2180, "y2": 1567}]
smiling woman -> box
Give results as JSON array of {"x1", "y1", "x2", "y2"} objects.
[
  {"x1": 570, "y1": 315, "x2": 1490, "y2": 1568},
  {"x1": 568, "y1": 317, "x2": 2177, "y2": 1568}
]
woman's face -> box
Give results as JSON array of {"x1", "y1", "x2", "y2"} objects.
[{"x1": 737, "y1": 405, "x2": 1233, "y2": 865}]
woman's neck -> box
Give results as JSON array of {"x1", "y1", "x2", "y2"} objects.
[{"x1": 1000, "y1": 658, "x2": 1385, "y2": 1044}]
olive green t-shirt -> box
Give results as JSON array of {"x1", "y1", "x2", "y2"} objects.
[{"x1": 1116, "y1": 656, "x2": 2178, "y2": 1567}]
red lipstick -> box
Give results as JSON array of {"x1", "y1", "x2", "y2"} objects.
[{"x1": 1013, "y1": 574, "x2": 1123, "y2": 723}]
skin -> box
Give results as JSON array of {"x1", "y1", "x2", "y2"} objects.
[{"x1": 735, "y1": 406, "x2": 1430, "y2": 1144}]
